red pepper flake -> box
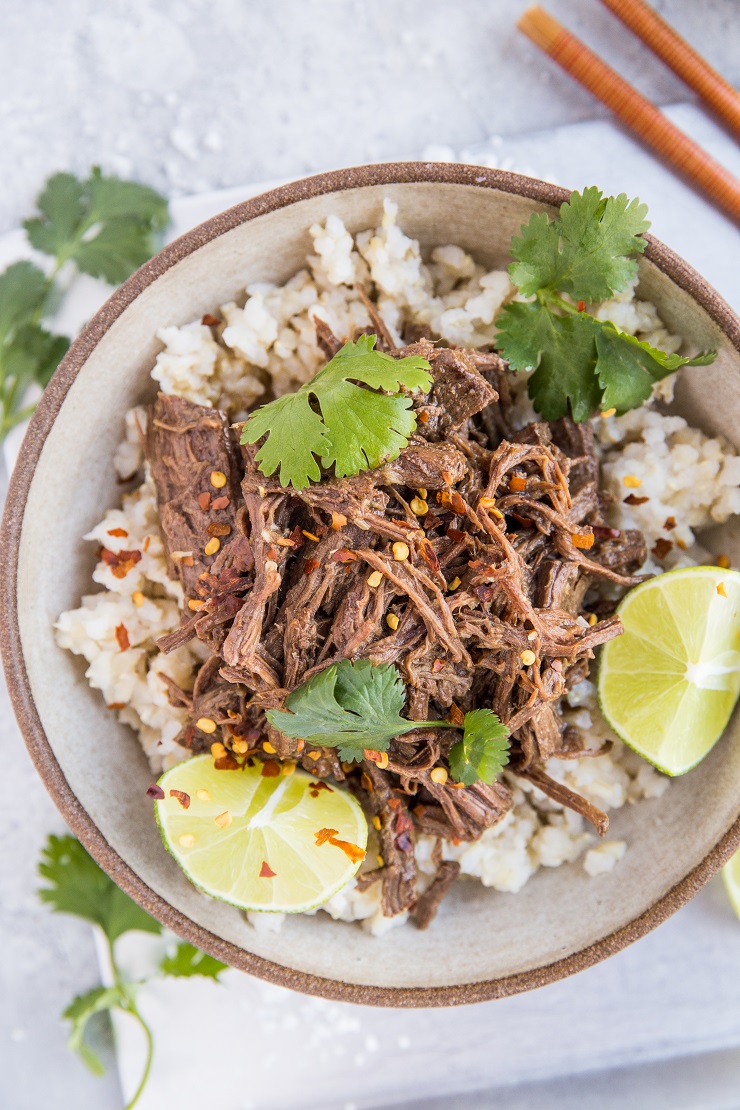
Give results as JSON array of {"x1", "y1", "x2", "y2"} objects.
[
  {"x1": 448, "y1": 702, "x2": 465, "y2": 727},
  {"x1": 623, "y1": 494, "x2": 649, "y2": 506},
  {"x1": 210, "y1": 495, "x2": 230, "y2": 511},
  {"x1": 331, "y1": 549, "x2": 357, "y2": 563},
  {"x1": 418, "y1": 537, "x2": 440, "y2": 573},
  {"x1": 361, "y1": 772, "x2": 374, "y2": 793},
  {"x1": 304, "y1": 558, "x2": 321, "y2": 575},
  {"x1": 115, "y1": 623, "x2": 130, "y2": 651},
  {"x1": 107, "y1": 527, "x2": 128, "y2": 537},
  {"x1": 571, "y1": 532, "x2": 595, "y2": 550},
  {"x1": 142, "y1": 536, "x2": 151, "y2": 553},
  {"x1": 449, "y1": 491, "x2": 467, "y2": 515},
  {"x1": 107, "y1": 702, "x2": 126, "y2": 710},
  {"x1": 146, "y1": 783, "x2": 165, "y2": 800},
  {"x1": 332, "y1": 838, "x2": 366, "y2": 864},
  {"x1": 182, "y1": 555, "x2": 195, "y2": 567},
  {"x1": 206, "y1": 522, "x2": 232, "y2": 537},
  {"x1": 652, "y1": 538, "x2": 673, "y2": 560},
  {"x1": 417, "y1": 410, "x2": 430, "y2": 424},
  {"x1": 309, "y1": 781, "x2": 334, "y2": 798},
  {"x1": 474, "y1": 584, "x2": 494, "y2": 603},
  {"x1": 202, "y1": 313, "x2": 221, "y2": 327},
  {"x1": 431, "y1": 658, "x2": 446, "y2": 674},
  {"x1": 510, "y1": 511, "x2": 535, "y2": 528},
  {"x1": 413, "y1": 804, "x2": 426, "y2": 818},
  {"x1": 446, "y1": 527, "x2": 467, "y2": 543},
  {"x1": 260, "y1": 760, "x2": 280, "y2": 777},
  {"x1": 101, "y1": 547, "x2": 142, "y2": 579},
  {"x1": 577, "y1": 300, "x2": 586, "y2": 312},
  {"x1": 198, "y1": 492, "x2": 211, "y2": 511},
  {"x1": 169, "y1": 789, "x2": 191, "y2": 809},
  {"x1": 315, "y1": 828, "x2": 365, "y2": 863},
  {"x1": 509, "y1": 475, "x2": 526, "y2": 492},
  {"x1": 283, "y1": 525, "x2": 303, "y2": 550},
  {"x1": 663, "y1": 516, "x2": 677, "y2": 531},
  {"x1": 259, "y1": 861, "x2": 276, "y2": 878},
  {"x1": 441, "y1": 470, "x2": 453, "y2": 486},
  {"x1": 214, "y1": 754, "x2": 240, "y2": 770}
]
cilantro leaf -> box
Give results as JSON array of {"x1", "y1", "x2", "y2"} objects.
[
  {"x1": 0, "y1": 261, "x2": 49, "y2": 341},
  {"x1": 510, "y1": 187, "x2": 650, "y2": 301},
  {"x1": 267, "y1": 658, "x2": 411, "y2": 761},
  {"x1": 448, "y1": 709, "x2": 511, "y2": 786},
  {"x1": 38, "y1": 833, "x2": 161, "y2": 945},
  {"x1": 499, "y1": 187, "x2": 715, "y2": 423},
  {"x1": 496, "y1": 301, "x2": 602, "y2": 422},
  {"x1": 64, "y1": 985, "x2": 128, "y2": 1076},
  {"x1": 595, "y1": 323, "x2": 716, "y2": 413},
  {"x1": 267, "y1": 659, "x2": 510, "y2": 784},
  {"x1": 24, "y1": 167, "x2": 169, "y2": 284},
  {"x1": 241, "y1": 334, "x2": 432, "y2": 489},
  {"x1": 160, "y1": 942, "x2": 228, "y2": 980},
  {"x1": 0, "y1": 262, "x2": 70, "y2": 436}
]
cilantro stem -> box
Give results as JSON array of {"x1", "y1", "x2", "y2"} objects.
[
  {"x1": 540, "y1": 291, "x2": 580, "y2": 316},
  {"x1": 122, "y1": 1003, "x2": 155, "y2": 1110},
  {"x1": 103, "y1": 934, "x2": 156, "y2": 1110}
]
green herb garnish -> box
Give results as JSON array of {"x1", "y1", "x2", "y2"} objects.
[
  {"x1": 24, "y1": 167, "x2": 169, "y2": 284},
  {"x1": 495, "y1": 186, "x2": 716, "y2": 421},
  {"x1": 240, "y1": 333, "x2": 432, "y2": 490},
  {"x1": 39, "y1": 833, "x2": 225, "y2": 1109},
  {"x1": 0, "y1": 168, "x2": 169, "y2": 442},
  {"x1": 266, "y1": 658, "x2": 510, "y2": 784}
]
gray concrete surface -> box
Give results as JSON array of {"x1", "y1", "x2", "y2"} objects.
[{"x1": 1, "y1": 2, "x2": 739, "y2": 1109}]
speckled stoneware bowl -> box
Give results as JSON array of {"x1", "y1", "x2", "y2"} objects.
[{"x1": 3, "y1": 163, "x2": 740, "y2": 1007}]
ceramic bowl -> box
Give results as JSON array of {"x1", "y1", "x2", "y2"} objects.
[{"x1": 3, "y1": 163, "x2": 740, "y2": 1007}]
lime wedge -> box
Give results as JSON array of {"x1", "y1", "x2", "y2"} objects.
[
  {"x1": 598, "y1": 566, "x2": 740, "y2": 776},
  {"x1": 155, "y1": 756, "x2": 368, "y2": 913},
  {"x1": 723, "y1": 849, "x2": 740, "y2": 920}
]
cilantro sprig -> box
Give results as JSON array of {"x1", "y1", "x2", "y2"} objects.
[
  {"x1": 495, "y1": 187, "x2": 716, "y2": 421},
  {"x1": 39, "y1": 834, "x2": 225, "y2": 1109},
  {"x1": 241, "y1": 334, "x2": 432, "y2": 490},
  {"x1": 266, "y1": 658, "x2": 510, "y2": 784},
  {"x1": 0, "y1": 168, "x2": 168, "y2": 442}
]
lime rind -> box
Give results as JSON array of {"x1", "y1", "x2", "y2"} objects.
[
  {"x1": 155, "y1": 756, "x2": 368, "y2": 914},
  {"x1": 723, "y1": 849, "x2": 740, "y2": 920},
  {"x1": 598, "y1": 566, "x2": 740, "y2": 777}
]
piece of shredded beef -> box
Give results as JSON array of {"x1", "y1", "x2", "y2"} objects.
[{"x1": 144, "y1": 308, "x2": 649, "y2": 927}]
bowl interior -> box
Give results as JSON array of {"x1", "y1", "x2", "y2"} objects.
[{"x1": 10, "y1": 172, "x2": 740, "y2": 1001}]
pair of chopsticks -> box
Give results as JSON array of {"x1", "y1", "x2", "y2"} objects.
[{"x1": 518, "y1": 1, "x2": 740, "y2": 223}]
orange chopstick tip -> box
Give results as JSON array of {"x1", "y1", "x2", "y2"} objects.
[{"x1": 518, "y1": 6, "x2": 564, "y2": 53}]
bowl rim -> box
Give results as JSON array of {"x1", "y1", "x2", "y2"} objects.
[{"x1": 3, "y1": 161, "x2": 740, "y2": 1008}]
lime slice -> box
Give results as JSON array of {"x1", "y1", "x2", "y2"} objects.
[
  {"x1": 723, "y1": 849, "x2": 740, "y2": 920},
  {"x1": 598, "y1": 566, "x2": 740, "y2": 776},
  {"x1": 155, "y1": 756, "x2": 368, "y2": 913}
]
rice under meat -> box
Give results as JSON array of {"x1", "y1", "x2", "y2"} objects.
[{"x1": 56, "y1": 201, "x2": 740, "y2": 935}]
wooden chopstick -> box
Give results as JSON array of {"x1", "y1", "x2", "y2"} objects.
[
  {"x1": 599, "y1": 0, "x2": 740, "y2": 142},
  {"x1": 518, "y1": 6, "x2": 740, "y2": 224}
]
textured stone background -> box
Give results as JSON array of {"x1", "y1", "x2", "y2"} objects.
[
  {"x1": 1, "y1": 0, "x2": 739, "y2": 233},
  {"x1": 1, "y1": 2, "x2": 739, "y2": 1109}
]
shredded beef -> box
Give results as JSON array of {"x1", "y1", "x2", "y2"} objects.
[
  {"x1": 145, "y1": 394, "x2": 248, "y2": 598},
  {"x1": 145, "y1": 312, "x2": 649, "y2": 926}
]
